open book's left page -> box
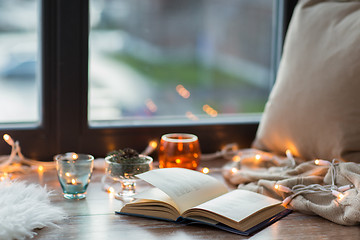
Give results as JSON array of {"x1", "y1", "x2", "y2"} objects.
[
  {"x1": 136, "y1": 168, "x2": 228, "y2": 213},
  {"x1": 120, "y1": 187, "x2": 181, "y2": 221}
]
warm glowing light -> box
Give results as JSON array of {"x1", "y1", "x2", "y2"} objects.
[
  {"x1": 145, "y1": 99, "x2": 158, "y2": 112},
  {"x1": 150, "y1": 140, "x2": 158, "y2": 149},
  {"x1": 255, "y1": 154, "x2": 261, "y2": 160},
  {"x1": 175, "y1": 159, "x2": 182, "y2": 164},
  {"x1": 3, "y1": 134, "x2": 10, "y2": 141},
  {"x1": 202, "y1": 167, "x2": 210, "y2": 174},
  {"x1": 65, "y1": 172, "x2": 71, "y2": 177},
  {"x1": 38, "y1": 165, "x2": 44, "y2": 172},
  {"x1": 186, "y1": 111, "x2": 199, "y2": 121},
  {"x1": 285, "y1": 149, "x2": 294, "y2": 160},
  {"x1": 332, "y1": 189, "x2": 344, "y2": 201},
  {"x1": 71, "y1": 179, "x2": 76, "y2": 184},
  {"x1": 202, "y1": 104, "x2": 218, "y2": 117},
  {"x1": 338, "y1": 193, "x2": 345, "y2": 201},
  {"x1": 232, "y1": 155, "x2": 241, "y2": 162},
  {"x1": 72, "y1": 153, "x2": 78, "y2": 160},
  {"x1": 0, "y1": 172, "x2": 9, "y2": 181},
  {"x1": 176, "y1": 85, "x2": 190, "y2": 99},
  {"x1": 231, "y1": 168, "x2": 238, "y2": 174},
  {"x1": 177, "y1": 142, "x2": 183, "y2": 151},
  {"x1": 314, "y1": 159, "x2": 331, "y2": 166},
  {"x1": 108, "y1": 187, "x2": 115, "y2": 194},
  {"x1": 3, "y1": 134, "x2": 14, "y2": 146},
  {"x1": 274, "y1": 184, "x2": 292, "y2": 193}
]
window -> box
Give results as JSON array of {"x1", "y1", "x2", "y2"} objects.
[
  {"x1": 89, "y1": 0, "x2": 274, "y2": 125},
  {"x1": 0, "y1": 0, "x2": 40, "y2": 125},
  {"x1": 0, "y1": 0, "x2": 298, "y2": 161}
]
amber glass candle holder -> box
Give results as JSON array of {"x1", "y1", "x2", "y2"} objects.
[{"x1": 158, "y1": 133, "x2": 201, "y2": 170}]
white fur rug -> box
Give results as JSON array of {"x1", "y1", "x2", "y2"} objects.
[{"x1": 0, "y1": 180, "x2": 65, "y2": 240}]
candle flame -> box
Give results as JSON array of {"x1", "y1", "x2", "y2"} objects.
[
  {"x1": 72, "y1": 153, "x2": 78, "y2": 160},
  {"x1": 71, "y1": 179, "x2": 76, "y2": 184},
  {"x1": 65, "y1": 172, "x2": 71, "y2": 177},
  {"x1": 38, "y1": 165, "x2": 44, "y2": 172},
  {"x1": 231, "y1": 168, "x2": 238, "y2": 174},
  {"x1": 315, "y1": 159, "x2": 320, "y2": 165},
  {"x1": 255, "y1": 154, "x2": 261, "y2": 160},
  {"x1": 274, "y1": 184, "x2": 280, "y2": 190},
  {"x1": 175, "y1": 158, "x2": 182, "y2": 164}
]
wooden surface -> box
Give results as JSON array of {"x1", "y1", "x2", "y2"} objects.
[{"x1": 16, "y1": 162, "x2": 360, "y2": 240}]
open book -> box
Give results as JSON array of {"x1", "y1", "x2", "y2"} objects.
[{"x1": 117, "y1": 168, "x2": 291, "y2": 235}]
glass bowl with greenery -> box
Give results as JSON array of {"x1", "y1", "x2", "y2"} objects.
[{"x1": 105, "y1": 148, "x2": 153, "y2": 198}]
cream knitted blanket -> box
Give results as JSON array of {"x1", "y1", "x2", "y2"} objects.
[{"x1": 223, "y1": 149, "x2": 360, "y2": 225}]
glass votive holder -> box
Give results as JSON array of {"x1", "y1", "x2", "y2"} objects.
[
  {"x1": 158, "y1": 133, "x2": 201, "y2": 170},
  {"x1": 105, "y1": 155, "x2": 153, "y2": 198},
  {"x1": 54, "y1": 152, "x2": 94, "y2": 200}
]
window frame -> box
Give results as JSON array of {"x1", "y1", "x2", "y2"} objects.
[{"x1": 0, "y1": 0, "x2": 298, "y2": 161}]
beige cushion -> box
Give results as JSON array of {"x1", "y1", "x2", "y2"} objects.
[{"x1": 252, "y1": 0, "x2": 360, "y2": 162}]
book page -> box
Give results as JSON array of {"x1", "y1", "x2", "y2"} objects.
[
  {"x1": 133, "y1": 187, "x2": 180, "y2": 213},
  {"x1": 186, "y1": 189, "x2": 282, "y2": 222},
  {"x1": 136, "y1": 168, "x2": 228, "y2": 213}
]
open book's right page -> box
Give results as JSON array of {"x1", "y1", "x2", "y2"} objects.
[
  {"x1": 184, "y1": 189, "x2": 282, "y2": 222},
  {"x1": 136, "y1": 168, "x2": 228, "y2": 213}
]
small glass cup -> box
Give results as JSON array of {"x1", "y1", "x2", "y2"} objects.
[
  {"x1": 54, "y1": 153, "x2": 94, "y2": 200},
  {"x1": 105, "y1": 155, "x2": 153, "y2": 198},
  {"x1": 158, "y1": 133, "x2": 201, "y2": 170}
]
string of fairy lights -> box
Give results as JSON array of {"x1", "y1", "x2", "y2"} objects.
[
  {"x1": 0, "y1": 134, "x2": 353, "y2": 205},
  {"x1": 274, "y1": 159, "x2": 353, "y2": 205}
]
